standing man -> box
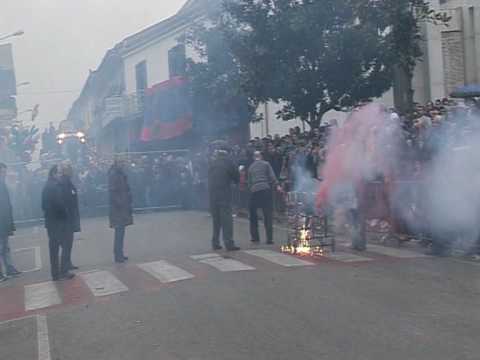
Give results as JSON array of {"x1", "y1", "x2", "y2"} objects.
[
  {"x1": 42, "y1": 165, "x2": 75, "y2": 280},
  {"x1": 248, "y1": 151, "x2": 280, "y2": 244},
  {"x1": 108, "y1": 157, "x2": 133, "y2": 263},
  {"x1": 0, "y1": 163, "x2": 21, "y2": 281},
  {"x1": 208, "y1": 148, "x2": 240, "y2": 251},
  {"x1": 59, "y1": 162, "x2": 81, "y2": 270},
  {"x1": 330, "y1": 181, "x2": 366, "y2": 251}
]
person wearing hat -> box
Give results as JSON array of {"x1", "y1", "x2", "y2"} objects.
[{"x1": 208, "y1": 148, "x2": 240, "y2": 251}]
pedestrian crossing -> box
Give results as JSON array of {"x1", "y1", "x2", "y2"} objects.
[
  {"x1": 24, "y1": 282, "x2": 62, "y2": 312},
  {"x1": 79, "y1": 270, "x2": 129, "y2": 297},
  {"x1": 138, "y1": 260, "x2": 195, "y2": 283},
  {"x1": 4, "y1": 245, "x2": 432, "y2": 317},
  {"x1": 244, "y1": 249, "x2": 315, "y2": 267},
  {"x1": 190, "y1": 253, "x2": 255, "y2": 272}
]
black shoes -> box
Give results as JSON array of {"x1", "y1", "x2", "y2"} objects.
[
  {"x1": 6, "y1": 267, "x2": 22, "y2": 276},
  {"x1": 54, "y1": 272, "x2": 75, "y2": 281},
  {"x1": 226, "y1": 246, "x2": 240, "y2": 252},
  {"x1": 68, "y1": 265, "x2": 79, "y2": 270},
  {"x1": 251, "y1": 239, "x2": 260, "y2": 243},
  {"x1": 266, "y1": 240, "x2": 274, "y2": 245},
  {"x1": 61, "y1": 272, "x2": 76, "y2": 280},
  {"x1": 115, "y1": 256, "x2": 128, "y2": 263},
  {"x1": 212, "y1": 244, "x2": 223, "y2": 250}
]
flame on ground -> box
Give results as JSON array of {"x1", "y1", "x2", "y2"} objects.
[{"x1": 281, "y1": 227, "x2": 324, "y2": 256}]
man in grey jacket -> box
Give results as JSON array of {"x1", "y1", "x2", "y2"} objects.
[{"x1": 248, "y1": 151, "x2": 281, "y2": 244}]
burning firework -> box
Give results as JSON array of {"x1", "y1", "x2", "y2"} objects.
[{"x1": 281, "y1": 191, "x2": 335, "y2": 256}]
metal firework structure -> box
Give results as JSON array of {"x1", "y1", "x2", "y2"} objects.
[{"x1": 281, "y1": 192, "x2": 336, "y2": 256}]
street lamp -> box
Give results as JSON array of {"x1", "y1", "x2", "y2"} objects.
[
  {"x1": 17, "y1": 81, "x2": 30, "y2": 88},
  {"x1": 0, "y1": 30, "x2": 24, "y2": 42}
]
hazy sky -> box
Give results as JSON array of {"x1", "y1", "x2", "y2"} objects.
[{"x1": 0, "y1": 0, "x2": 187, "y2": 129}]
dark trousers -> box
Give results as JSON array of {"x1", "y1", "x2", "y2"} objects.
[
  {"x1": 249, "y1": 189, "x2": 273, "y2": 242},
  {"x1": 47, "y1": 227, "x2": 69, "y2": 279},
  {"x1": 114, "y1": 226, "x2": 126, "y2": 260},
  {"x1": 347, "y1": 209, "x2": 366, "y2": 251},
  {"x1": 62, "y1": 231, "x2": 74, "y2": 267},
  {"x1": 210, "y1": 201, "x2": 234, "y2": 249}
]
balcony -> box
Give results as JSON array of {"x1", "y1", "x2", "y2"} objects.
[{"x1": 101, "y1": 92, "x2": 144, "y2": 128}]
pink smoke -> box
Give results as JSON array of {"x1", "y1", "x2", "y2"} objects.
[{"x1": 316, "y1": 103, "x2": 398, "y2": 211}]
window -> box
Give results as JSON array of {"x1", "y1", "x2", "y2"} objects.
[
  {"x1": 135, "y1": 60, "x2": 148, "y2": 93},
  {"x1": 168, "y1": 44, "x2": 186, "y2": 78}
]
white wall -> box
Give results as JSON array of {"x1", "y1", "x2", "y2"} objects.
[
  {"x1": 250, "y1": 91, "x2": 394, "y2": 139},
  {"x1": 123, "y1": 27, "x2": 197, "y2": 95}
]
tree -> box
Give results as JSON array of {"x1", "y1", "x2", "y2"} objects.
[
  {"x1": 362, "y1": 0, "x2": 450, "y2": 113},
  {"x1": 7, "y1": 124, "x2": 39, "y2": 163},
  {"x1": 182, "y1": 17, "x2": 256, "y2": 139},
  {"x1": 221, "y1": 0, "x2": 397, "y2": 128}
]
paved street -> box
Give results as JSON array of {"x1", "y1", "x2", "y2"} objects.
[{"x1": 1, "y1": 211, "x2": 480, "y2": 360}]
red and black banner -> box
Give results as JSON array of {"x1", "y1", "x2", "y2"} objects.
[{"x1": 141, "y1": 76, "x2": 193, "y2": 142}]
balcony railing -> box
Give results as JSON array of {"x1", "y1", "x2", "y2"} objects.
[{"x1": 101, "y1": 91, "x2": 144, "y2": 127}]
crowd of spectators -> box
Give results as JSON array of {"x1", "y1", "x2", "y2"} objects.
[{"x1": 4, "y1": 97, "x2": 480, "y2": 230}]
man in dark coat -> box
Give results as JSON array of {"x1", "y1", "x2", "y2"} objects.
[
  {"x1": 42, "y1": 165, "x2": 75, "y2": 280},
  {"x1": 0, "y1": 163, "x2": 21, "y2": 281},
  {"x1": 59, "y1": 162, "x2": 81, "y2": 270},
  {"x1": 208, "y1": 149, "x2": 240, "y2": 251},
  {"x1": 108, "y1": 157, "x2": 133, "y2": 263}
]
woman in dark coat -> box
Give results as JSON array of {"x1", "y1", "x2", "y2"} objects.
[{"x1": 108, "y1": 158, "x2": 133, "y2": 263}]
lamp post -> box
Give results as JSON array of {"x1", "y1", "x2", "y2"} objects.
[
  {"x1": 0, "y1": 30, "x2": 24, "y2": 42},
  {"x1": 16, "y1": 81, "x2": 30, "y2": 88}
]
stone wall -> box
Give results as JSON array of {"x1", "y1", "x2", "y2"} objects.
[{"x1": 442, "y1": 30, "x2": 466, "y2": 95}]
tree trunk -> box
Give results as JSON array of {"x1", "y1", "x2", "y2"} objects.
[{"x1": 393, "y1": 64, "x2": 414, "y2": 114}]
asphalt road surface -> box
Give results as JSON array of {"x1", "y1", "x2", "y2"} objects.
[{"x1": 1, "y1": 211, "x2": 479, "y2": 360}]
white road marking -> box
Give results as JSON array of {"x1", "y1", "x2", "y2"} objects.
[
  {"x1": 12, "y1": 247, "x2": 42, "y2": 273},
  {"x1": 36, "y1": 315, "x2": 51, "y2": 360},
  {"x1": 366, "y1": 244, "x2": 429, "y2": 258},
  {"x1": 80, "y1": 270, "x2": 128, "y2": 297},
  {"x1": 0, "y1": 315, "x2": 35, "y2": 326},
  {"x1": 192, "y1": 254, "x2": 255, "y2": 272},
  {"x1": 25, "y1": 282, "x2": 61, "y2": 311},
  {"x1": 138, "y1": 261, "x2": 194, "y2": 283},
  {"x1": 190, "y1": 253, "x2": 220, "y2": 260},
  {"x1": 324, "y1": 251, "x2": 373, "y2": 263},
  {"x1": 244, "y1": 249, "x2": 315, "y2": 267}
]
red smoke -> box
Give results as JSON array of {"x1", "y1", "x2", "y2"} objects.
[{"x1": 316, "y1": 103, "x2": 394, "y2": 211}]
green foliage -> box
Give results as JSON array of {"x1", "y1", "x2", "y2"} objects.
[
  {"x1": 183, "y1": 19, "x2": 257, "y2": 136},
  {"x1": 184, "y1": 0, "x2": 449, "y2": 128},
  {"x1": 220, "y1": 0, "x2": 402, "y2": 127},
  {"x1": 7, "y1": 124, "x2": 39, "y2": 163}
]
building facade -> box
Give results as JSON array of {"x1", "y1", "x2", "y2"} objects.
[
  {"x1": 68, "y1": 0, "x2": 480, "y2": 147},
  {"x1": 67, "y1": 0, "x2": 222, "y2": 154}
]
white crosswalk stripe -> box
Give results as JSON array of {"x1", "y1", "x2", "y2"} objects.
[
  {"x1": 324, "y1": 251, "x2": 373, "y2": 263},
  {"x1": 243, "y1": 249, "x2": 315, "y2": 267},
  {"x1": 80, "y1": 270, "x2": 128, "y2": 297},
  {"x1": 24, "y1": 281, "x2": 61, "y2": 311},
  {"x1": 138, "y1": 261, "x2": 194, "y2": 283},
  {"x1": 191, "y1": 254, "x2": 255, "y2": 272}
]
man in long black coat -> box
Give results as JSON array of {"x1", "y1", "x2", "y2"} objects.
[
  {"x1": 42, "y1": 165, "x2": 75, "y2": 280},
  {"x1": 59, "y1": 162, "x2": 81, "y2": 270},
  {"x1": 0, "y1": 163, "x2": 21, "y2": 281},
  {"x1": 208, "y1": 149, "x2": 240, "y2": 251},
  {"x1": 108, "y1": 158, "x2": 133, "y2": 263}
]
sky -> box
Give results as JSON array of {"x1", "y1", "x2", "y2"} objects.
[{"x1": 0, "y1": 0, "x2": 187, "y2": 129}]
